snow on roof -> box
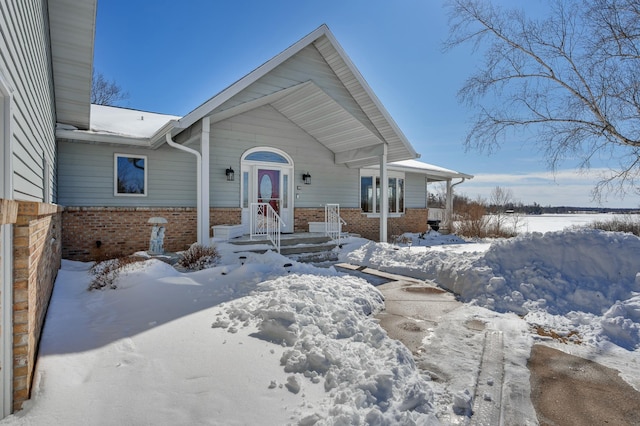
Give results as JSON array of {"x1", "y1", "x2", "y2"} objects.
[
  {"x1": 388, "y1": 159, "x2": 473, "y2": 179},
  {"x1": 88, "y1": 104, "x2": 181, "y2": 139}
]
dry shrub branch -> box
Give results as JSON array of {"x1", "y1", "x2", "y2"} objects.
[
  {"x1": 89, "y1": 256, "x2": 146, "y2": 290},
  {"x1": 177, "y1": 243, "x2": 220, "y2": 271}
]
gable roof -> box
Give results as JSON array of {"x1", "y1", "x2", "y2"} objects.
[{"x1": 161, "y1": 25, "x2": 419, "y2": 167}]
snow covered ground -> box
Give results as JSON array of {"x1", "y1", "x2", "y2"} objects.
[{"x1": 1, "y1": 214, "x2": 638, "y2": 425}]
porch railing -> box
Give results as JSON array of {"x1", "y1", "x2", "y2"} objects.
[
  {"x1": 325, "y1": 203, "x2": 346, "y2": 246},
  {"x1": 428, "y1": 207, "x2": 445, "y2": 222},
  {"x1": 250, "y1": 203, "x2": 284, "y2": 253}
]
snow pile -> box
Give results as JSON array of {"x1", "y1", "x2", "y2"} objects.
[
  {"x1": 345, "y1": 229, "x2": 640, "y2": 350},
  {"x1": 4, "y1": 215, "x2": 639, "y2": 425},
  {"x1": 467, "y1": 230, "x2": 639, "y2": 314},
  {"x1": 2, "y1": 251, "x2": 440, "y2": 426},
  {"x1": 409, "y1": 230, "x2": 467, "y2": 246},
  {"x1": 212, "y1": 274, "x2": 438, "y2": 424}
]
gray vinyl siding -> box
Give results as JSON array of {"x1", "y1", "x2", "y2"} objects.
[
  {"x1": 213, "y1": 43, "x2": 379, "y2": 138},
  {"x1": 208, "y1": 105, "x2": 359, "y2": 208},
  {"x1": 57, "y1": 141, "x2": 197, "y2": 207},
  {"x1": 404, "y1": 173, "x2": 427, "y2": 209},
  {"x1": 0, "y1": 0, "x2": 57, "y2": 202}
]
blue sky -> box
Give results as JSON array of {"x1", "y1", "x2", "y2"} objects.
[{"x1": 94, "y1": 0, "x2": 640, "y2": 208}]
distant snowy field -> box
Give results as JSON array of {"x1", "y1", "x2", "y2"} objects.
[
  {"x1": 518, "y1": 213, "x2": 639, "y2": 233},
  {"x1": 1, "y1": 213, "x2": 638, "y2": 425}
]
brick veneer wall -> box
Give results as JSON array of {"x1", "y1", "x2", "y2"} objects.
[
  {"x1": 210, "y1": 208, "x2": 242, "y2": 227},
  {"x1": 11, "y1": 201, "x2": 62, "y2": 410},
  {"x1": 293, "y1": 207, "x2": 428, "y2": 241},
  {"x1": 62, "y1": 206, "x2": 427, "y2": 262},
  {"x1": 62, "y1": 207, "x2": 200, "y2": 261}
]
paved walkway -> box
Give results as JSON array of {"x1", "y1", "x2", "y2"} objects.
[
  {"x1": 337, "y1": 263, "x2": 640, "y2": 426},
  {"x1": 529, "y1": 344, "x2": 640, "y2": 425},
  {"x1": 335, "y1": 263, "x2": 505, "y2": 424}
]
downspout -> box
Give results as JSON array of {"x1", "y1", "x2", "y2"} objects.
[
  {"x1": 165, "y1": 133, "x2": 204, "y2": 245},
  {"x1": 200, "y1": 117, "x2": 210, "y2": 245},
  {"x1": 444, "y1": 177, "x2": 466, "y2": 234}
]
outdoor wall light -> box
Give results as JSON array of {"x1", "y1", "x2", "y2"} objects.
[
  {"x1": 225, "y1": 167, "x2": 235, "y2": 181},
  {"x1": 302, "y1": 172, "x2": 311, "y2": 185}
]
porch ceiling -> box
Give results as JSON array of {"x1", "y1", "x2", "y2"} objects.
[
  {"x1": 271, "y1": 82, "x2": 386, "y2": 167},
  {"x1": 207, "y1": 81, "x2": 407, "y2": 168}
]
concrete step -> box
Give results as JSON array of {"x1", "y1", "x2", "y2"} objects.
[
  {"x1": 280, "y1": 242, "x2": 336, "y2": 255},
  {"x1": 227, "y1": 233, "x2": 337, "y2": 258},
  {"x1": 229, "y1": 234, "x2": 332, "y2": 247}
]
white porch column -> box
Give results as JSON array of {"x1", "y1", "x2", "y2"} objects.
[
  {"x1": 379, "y1": 144, "x2": 388, "y2": 242},
  {"x1": 444, "y1": 178, "x2": 453, "y2": 234},
  {"x1": 200, "y1": 116, "x2": 210, "y2": 245}
]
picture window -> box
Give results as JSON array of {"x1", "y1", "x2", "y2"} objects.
[
  {"x1": 114, "y1": 154, "x2": 147, "y2": 196},
  {"x1": 360, "y1": 171, "x2": 404, "y2": 214}
]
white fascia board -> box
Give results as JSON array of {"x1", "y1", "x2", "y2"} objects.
[
  {"x1": 149, "y1": 120, "x2": 181, "y2": 149},
  {"x1": 378, "y1": 163, "x2": 474, "y2": 180},
  {"x1": 319, "y1": 29, "x2": 419, "y2": 160},
  {"x1": 177, "y1": 25, "x2": 331, "y2": 131},
  {"x1": 56, "y1": 128, "x2": 152, "y2": 147}
]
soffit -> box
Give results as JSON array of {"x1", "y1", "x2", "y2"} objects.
[
  {"x1": 49, "y1": 0, "x2": 97, "y2": 130},
  {"x1": 313, "y1": 34, "x2": 418, "y2": 164},
  {"x1": 271, "y1": 82, "x2": 384, "y2": 163},
  {"x1": 207, "y1": 81, "x2": 405, "y2": 168}
]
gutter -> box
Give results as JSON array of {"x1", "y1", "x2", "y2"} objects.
[
  {"x1": 452, "y1": 177, "x2": 467, "y2": 188},
  {"x1": 55, "y1": 129, "x2": 152, "y2": 147}
]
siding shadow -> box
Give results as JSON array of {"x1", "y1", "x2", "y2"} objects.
[{"x1": 37, "y1": 259, "x2": 282, "y2": 355}]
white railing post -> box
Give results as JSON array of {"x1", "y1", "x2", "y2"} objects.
[
  {"x1": 325, "y1": 204, "x2": 345, "y2": 246},
  {"x1": 250, "y1": 202, "x2": 283, "y2": 253}
]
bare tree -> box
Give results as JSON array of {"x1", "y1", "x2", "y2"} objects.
[
  {"x1": 445, "y1": 0, "x2": 640, "y2": 201},
  {"x1": 489, "y1": 186, "x2": 514, "y2": 212},
  {"x1": 489, "y1": 186, "x2": 515, "y2": 234},
  {"x1": 91, "y1": 69, "x2": 129, "y2": 106}
]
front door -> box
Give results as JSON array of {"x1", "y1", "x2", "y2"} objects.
[
  {"x1": 256, "y1": 168, "x2": 292, "y2": 233},
  {"x1": 258, "y1": 168, "x2": 280, "y2": 215},
  {"x1": 241, "y1": 148, "x2": 294, "y2": 233}
]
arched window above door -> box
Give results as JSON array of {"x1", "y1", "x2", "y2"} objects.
[{"x1": 242, "y1": 148, "x2": 292, "y2": 165}]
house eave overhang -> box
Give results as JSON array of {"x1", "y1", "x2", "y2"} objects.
[
  {"x1": 381, "y1": 163, "x2": 474, "y2": 181},
  {"x1": 49, "y1": 0, "x2": 97, "y2": 130},
  {"x1": 316, "y1": 27, "x2": 418, "y2": 162}
]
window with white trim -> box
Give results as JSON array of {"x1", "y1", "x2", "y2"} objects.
[
  {"x1": 114, "y1": 154, "x2": 147, "y2": 196},
  {"x1": 360, "y1": 170, "x2": 405, "y2": 214}
]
